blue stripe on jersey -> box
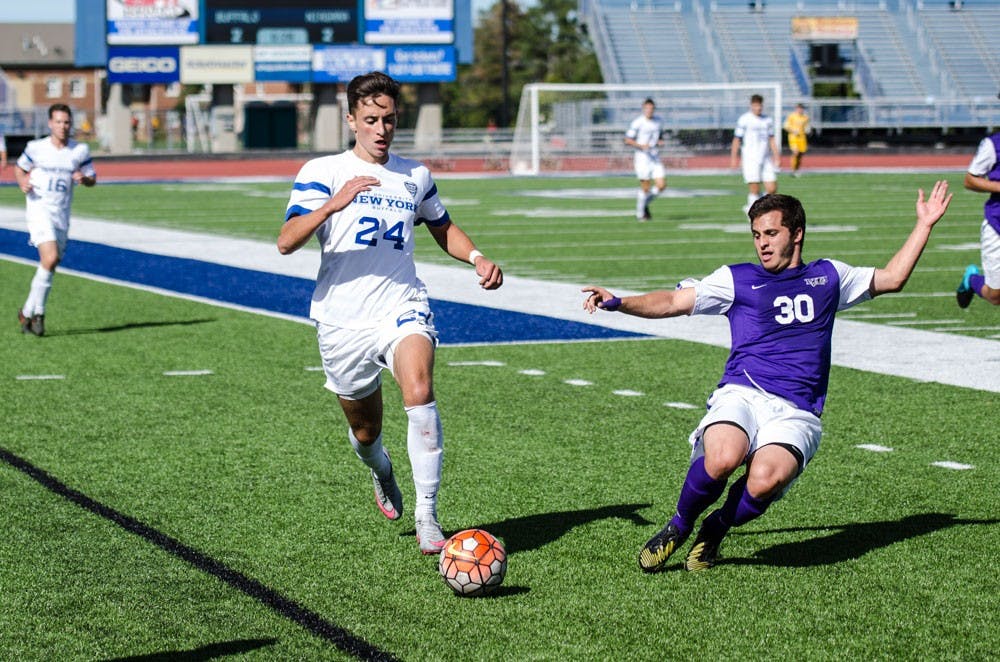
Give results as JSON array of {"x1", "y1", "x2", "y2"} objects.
[
  {"x1": 0, "y1": 226, "x2": 646, "y2": 345},
  {"x1": 422, "y1": 183, "x2": 438, "y2": 202},
  {"x1": 80, "y1": 158, "x2": 93, "y2": 168},
  {"x1": 20, "y1": 154, "x2": 34, "y2": 165},
  {"x1": 284, "y1": 205, "x2": 313, "y2": 221},
  {"x1": 417, "y1": 211, "x2": 451, "y2": 227},
  {"x1": 293, "y1": 181, "x2": 332, "y2": 196}
]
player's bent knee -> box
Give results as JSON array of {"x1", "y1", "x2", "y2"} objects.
[{"x1": 702, "y1": 451, "x2": 744, "y2": 480}]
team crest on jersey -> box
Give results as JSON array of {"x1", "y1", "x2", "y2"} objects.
[
  {"x1": 804, "y1": 276, "x2": 828, "y2": 287},
  {"x1": 404, "y1": 181, "x2": 418, "y2": 198}
]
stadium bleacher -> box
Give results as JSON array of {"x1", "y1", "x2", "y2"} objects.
[{"x1": 580, "y1": 0, "x2": 1000, "y2": 130}]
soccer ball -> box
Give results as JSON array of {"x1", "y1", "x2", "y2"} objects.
[{"x1": 438, "y1": 528, "x2": 507, "y2": 597}]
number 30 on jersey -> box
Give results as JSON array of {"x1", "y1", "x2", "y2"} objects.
[{"x1": 773, "y1": 294, "x2": 815, "y2": 324}]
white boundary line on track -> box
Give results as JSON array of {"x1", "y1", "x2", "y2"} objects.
[{"x1": 1, "y1": 209, "x2": 998, "y2": 394}]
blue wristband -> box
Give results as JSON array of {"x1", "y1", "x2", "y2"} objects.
[{"x1": 600, "y1": 296, "x2": 622, "y2": 311}]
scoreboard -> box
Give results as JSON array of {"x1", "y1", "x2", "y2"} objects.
[{"x1": 204, "y1": 0, "x2": 358, "y2": 45}]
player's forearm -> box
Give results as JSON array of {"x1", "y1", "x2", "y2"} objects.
[
  {"x1": 874, "y1": 224, "x2": 933, "y2": 294},
  {"x1": 964, "y1": 172, "x2": 1000, "y2": 194},
  {"x1": 432, "y1": 222, "x2": 481, "y2": 264},
  {"x1": 617, "y1": 290, "x2": 690, "y2": 318},
  {"x1": 277, "y1": 211, "x2": 326, "y2": 254}
]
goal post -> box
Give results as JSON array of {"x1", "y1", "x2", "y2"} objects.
[{"x1": 509, "y1": 82, "x2": 782, "y2": 175}]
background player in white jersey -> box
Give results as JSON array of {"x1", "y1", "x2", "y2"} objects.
[
  {"x1": 15, "y1": 103, "x2": 97, "y2": 336},
  {"x1": 955, "y1": 130, "x2": 1000, "y2": 308},
  {"x1": 582, "y1": 182, "x2": 952, "y2": 573},
  {"x1": 624, "y1": 98, "x2": 666, "y2": 221},
  {"x1": 731, "y1": 94, "x2": 781, "y2": 214},
  {"x1": 278, "y1": 71, "x2": 503, "y2": 555}
]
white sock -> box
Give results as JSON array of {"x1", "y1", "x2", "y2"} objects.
[
  {"x1": 24, "y1": 267, "x2": 53, "y2": 316},
  {"x1": 636, "y1": 190, "x2": 646, "y2": 218},
  {"x1": 747, "y1": 192, "x2": 758, "y2": 207},
  {"x1": 405, "y1": 401, "x2": 443, "y2": 520},
  {"x1": 649, "y1": 186, "x2": 661, "y2": 199},
  {"x1": 348, "y1": 428, "x2": 392, "y2": 479}
]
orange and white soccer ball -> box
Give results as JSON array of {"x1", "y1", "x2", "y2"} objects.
[{"x1": 438, "y1": 528, "x2": 507, "y2": 596}]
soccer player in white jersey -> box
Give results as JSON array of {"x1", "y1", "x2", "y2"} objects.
[
  {"x1": 15, "y1": 103, "x2": 97, "y2": 336},
  {"x1": 278, "y1": 71, "x2": 503, "y2": 555},
  {"x1": 731, "y1": 94, "x2": 780, "y2": 214},
  {"x1": 624, "y1": 98, "x2": 666, "y2": 221},
  {"x1": 583, "y1": 182, "x2": 952, "y2": 572}
]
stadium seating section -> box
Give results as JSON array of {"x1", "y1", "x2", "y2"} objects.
[{"x1": 582, "y1": 0, "x2": 1000, "y2": 113}]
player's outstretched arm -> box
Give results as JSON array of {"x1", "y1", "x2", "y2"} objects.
[
  {"x1": 964, "y1": 172, "x2": 1000, "y2": 194},
  {"x1": 427, "y1": 221, "x2": 502, "y2": 289},
  {"x1": 582, "y1": 285, "x2": 694, "y2": 318},
  {"x1": 871, "y1": 180, "x2": 952, "y2": 296}
]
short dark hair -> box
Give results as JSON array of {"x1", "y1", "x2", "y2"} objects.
[
  {"x1": 347, "y1": 71, "x2": 400, "y2": 114},
  {"x1": 643, "y1": 98, "x2": 655, "y2": 106},
  {"x1": 750, "y1": 94, "x2": 764, "y2": 104},
  {"x1": 748, "y1": 193, "x2": 806, "y2": 240},
  {"x1": 48, "y1": 103, "x2": 72, "y2": 119}
]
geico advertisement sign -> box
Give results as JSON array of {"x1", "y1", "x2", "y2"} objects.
[{"x1": 106, "y1": 47, "x2": 180, "y2": 83}]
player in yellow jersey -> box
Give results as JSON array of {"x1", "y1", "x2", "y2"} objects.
[{"x1": 783, "y1": 103, "x2": 810, "y2": 177}]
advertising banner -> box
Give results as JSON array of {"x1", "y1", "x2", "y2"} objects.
[
  {"x1": 364, "y1": 0, "x2": 454, "y2": 45},
  {"x1": 107, "y1": 45, "x2": 181, "y2": 83},
  {"x1": 180, "y1": 45, "x2": 255, "y2": 84},
  {"x1": 254, "y1": 45, "x2": 313, "y2": 82},
  {"x1": 312, "y1": 46, "x2": 386, "y2": 83},
  {"x1": 385, "y1": 46, "x2": 456, "y2": 82},
  {"x1": 106, "y1": 0, "x2": 200, "y2": 45},
  {"x1": 791, "y1": 16, "x2": 859, "y2": 40}
]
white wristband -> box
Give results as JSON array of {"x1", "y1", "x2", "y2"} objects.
[{"x1": 468, "y1": 249, "x2": 484, "y2": 265}]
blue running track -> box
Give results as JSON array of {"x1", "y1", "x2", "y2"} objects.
[{"x1": 0, "y1": 228, "x2": 645, "y2": 345}]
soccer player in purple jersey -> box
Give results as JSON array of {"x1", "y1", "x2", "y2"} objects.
[
  {"x1": 582, "y1": 182, "x2": 952, "y2": 572},
  {"x1": 955, "y1": 129, "x2": 1000, "y2": 308}
]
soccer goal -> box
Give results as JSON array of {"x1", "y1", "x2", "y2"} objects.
[{"x1": 509, "y1": 82, "x2": 782, "y2": 175}]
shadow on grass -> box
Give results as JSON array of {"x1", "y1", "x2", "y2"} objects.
[
  {"x1": 729, "y1": 512, "x2": 998, "y2": 568},
  {"x1": 50, "y1": 318, "x2": 216, "y2": 336},
  {"x1": 104, "y1": 637, "x2": 278, "y2": 661},
  {"x1": 413, "y1": 503, "x2": 655, "y2": 555}
]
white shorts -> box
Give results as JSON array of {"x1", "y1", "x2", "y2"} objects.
[
  {"x1": 316, "y1": 297, "x2": 439, "y2": 400},
  {"x1": 26, "y1": 210, "x2": 69, "y2": 254},
  {"x1": 688, "y1": 384, "x2": 822, "y2": 474},
  {"x1": 742, "y1": 157, "x2": 777, "y2": 184},
  {"x1": 980, "y1": 219, "x2": 1000, "y2": 289},
  {"x1": 633, "y1": 151, "x2": 665, "y2": 181}
]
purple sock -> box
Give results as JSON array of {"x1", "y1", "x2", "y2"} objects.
[
  {"x1": 970, "y1": 274, "x2": 986, "y2": 298},
  {"x1": 669, "y1": 456, "x2": 726, "y2": 537},
  {"x1": 712, "y1": 473, "x2": 774, "y2": 532}
]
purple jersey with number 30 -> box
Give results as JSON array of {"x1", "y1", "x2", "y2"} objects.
[{"x1": 697, "y1": 259, "x2": 873, "y2": 417}]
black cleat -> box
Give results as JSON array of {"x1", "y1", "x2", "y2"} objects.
[
  {"x1": 29, "y1": 314, "x2": 45, "y2": 337},
  {"x1": 638, "y1": 522, "x2": 687, "y2": 573},
  {"x1": 685, "y1": 522, "x2": 725, "y2": 572},
  {"x1": 642, "y1": 204, "x2": 652, "y2": 221}
]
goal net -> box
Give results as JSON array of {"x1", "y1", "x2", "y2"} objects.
[{"x1": 509, "y1": 82, "x2": 782, "y2": 175}]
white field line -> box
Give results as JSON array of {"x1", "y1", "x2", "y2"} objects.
[
  {"x1": 1, "y1": 210, "x2": 998, "y2": 394},
  {"x1": 931, "y1": 461, "x2": 974, "y2": 470}
]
